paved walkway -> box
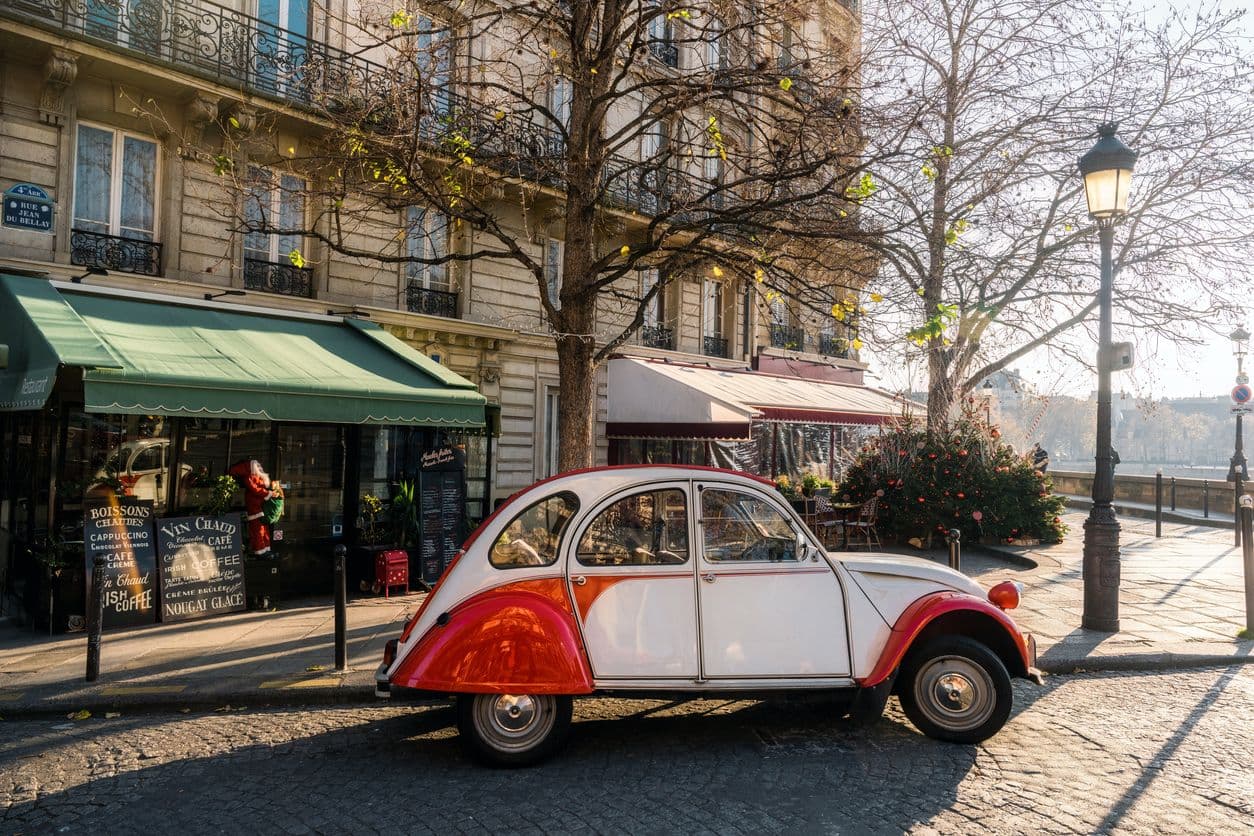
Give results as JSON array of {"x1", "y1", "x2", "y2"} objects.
[
  {"x1": 965, "y1": 511, "x2": 1253, "y2": 673},
  {"x1": 0, "y1": 511, "x2": 1249, "y2": 714}
]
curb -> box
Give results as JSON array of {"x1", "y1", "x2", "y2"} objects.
[
  {"x1": 1036, "y1": 650, "x2": 1254, "y2": 676},
  {"x1": 0, "y1": 683, "x2": 385, "y2": 719},
  {"x1": 971, "y1": 543, "x2": 1039, "y2": 570},
  {"x1": 1062, "y1": 495, "x2": 1233, "y2": 530}
]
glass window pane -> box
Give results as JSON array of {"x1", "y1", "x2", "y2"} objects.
[
  {"x1": 701, "y1": 489, "x2": 798, "y2": 562},
  {"x1": 119, "y1": 135, "x2": 157, "y2": 241},
  {"x1": 405, "y1": 205, "x2": 427, "y2": 285},
  {"x1": 278, "y1": 174, "x2": 304, "y2": 259},
  {"x1": 74, "y1": 125, "x2": 114, "y2": 233},
  {"x1": 490, "y1": 492, "x2": 579, "y2": 568},
  {"x1": 546, "y1": 239, "x2": 562, "y2": 307},
  {"x1": 244, "y1": 167, "x2": 271, "y2": 259},
  {"x1": 578, "y1": 489, "x2": 688, "y2": 566}
]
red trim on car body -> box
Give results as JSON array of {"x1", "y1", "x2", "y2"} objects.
[{"x1": 857, "y1": 591, "x2": 1031, "y2": 688}]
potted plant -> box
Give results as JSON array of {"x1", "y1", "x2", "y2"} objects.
[{"x1": 353, "y1": 492, "x2": 393, "y2": 593}]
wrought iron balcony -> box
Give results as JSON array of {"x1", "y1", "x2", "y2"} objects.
[
  {"x1": 650, "y1": 40, "x2": 679, "y2": 69},
  {"x1": 769, "y1": 323, "x2": 806, "y2": 350},
  {"x1": 70, "y1": 229, "x2": 162, "y2": 276},
  {"x1": 1, "y1": 0, "x2": 388, "y2": 108},
  {"x1": 703, "y1": 335, "x2": 730, "y2": 359},
  {"x1": 406, "y1": 284, "x2": 459, "y2": 319},
  {"x1": 244, "y1": 257, "x2": 314, "y2": 297},
  {"x1": 641, "y1": 324, "x2": 674, "y2": 350},
  {"x1": 818, "y1": 333, "x2": 851, "y2": 359}
]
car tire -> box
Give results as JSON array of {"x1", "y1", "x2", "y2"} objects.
[
  {"x1": 456, "y1": 693, "x2": 573, "y2": 767},
  {"x1": 897, "y1": 636, "x2": 1012, "y2": 744}
]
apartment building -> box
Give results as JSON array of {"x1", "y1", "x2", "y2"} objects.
[{"x1": 0, "y1": 0, "x2": 900, "y2": 627}]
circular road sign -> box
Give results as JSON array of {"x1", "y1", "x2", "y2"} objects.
[{"x1": 1233, "y1": 384, "x2": 1253, "y2": 404}]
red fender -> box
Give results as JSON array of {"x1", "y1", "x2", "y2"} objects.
[
  {"x1": 858, "y1": 591, "x2": 1031, "y2": 687},
  {"x1": 390, "y1": 578, "x2": 594, "y2": 695}
]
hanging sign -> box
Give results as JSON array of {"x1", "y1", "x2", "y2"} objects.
[
  {"x1": 156, "y1": 515, "x2": 246, "y2": 622},
  {"x1": 83, "y1": 498, "x2": 157, "y2": 628},
  {"x1": 1232, "y1": 384, "x2": 1252, "y2": 404},
  {"x1": 2, "y1": 184, "x2": 54, "y2": 233}
]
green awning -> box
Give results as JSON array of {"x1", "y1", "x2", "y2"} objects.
[{"x1": 0, "y1": 274, "x2": 485, "y2": 427}]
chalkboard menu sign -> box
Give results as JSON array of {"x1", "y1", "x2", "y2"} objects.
[
  {"x1": 83, "y1": 498, "x2": 157, "y2": 629},
  {"x1": 418, "y1": 470, "x2": 465, "y2": 585},
  {"x1": 156, "y1": 515, "x2": 246, "y2": 622}
]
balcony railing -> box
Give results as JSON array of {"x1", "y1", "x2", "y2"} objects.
[
  {"x1": 1, "y1": 0, "x2": 388, "y2": 108},
  {"x1": 641, "y1": 324, "x2": 674, "y2": 350},
  {"x1": 818, "y1": 333, "x2": 851, "y2": 359},
  {"x1": 703, "y1": 335, "x2": 729, "y2": 358},
  {"x1": 650, "y1": 40, "x2": 679, "y2": 69},
  {"x1": 244, "y1": 257, "x2": 314, "y2": 297},
  {"x1": 70, "y1": 229, "x2": 162, "y2": 276},
  {"x1": 406, "y1": 284, "x2": 459, "y2": 319},
  {"x1": 769, "y1": 323, "x2": 806, "y2": 350}
]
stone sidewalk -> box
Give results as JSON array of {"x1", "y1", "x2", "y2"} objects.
[
  {"x1": 0, "y1": 510, "x2": 1249, "y2": 715},
  {"x1": 964, "y1": 511, "x2": 1253, "y2": 673}
]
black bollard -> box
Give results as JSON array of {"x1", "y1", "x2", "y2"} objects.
[
  {"x1": 946, "y1": 528, "x2": 961, "y2": 572},
  {"x1": 1170, "y1": 476, "x2": 1177, "y2": 511},
  {"x1": 85, "y1": 555, "x2": 105, "y2": 682},
  {"x1": 1155, "y1": 471, "x2": 1163, "y2": 538},
  {"x1": 1237, "y1": 478, "x2": 1244, "y2": 548},
  {"x1": 334, "y1": 544, "x2": 347, "y2": 671},
  {"x1": 1204, "y1": 480, "x2": 1210, "y2": 518},
  {"x1": 1242, "y1": 497, "x2": 1254, "y2": 636}
]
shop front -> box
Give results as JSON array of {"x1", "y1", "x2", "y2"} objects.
[
  {"x1": 0, "y1": 274, "x2": 490, "y2": 632},
  {"x1": 606, "y1": 357, "x2": 908, "y2": 480}
]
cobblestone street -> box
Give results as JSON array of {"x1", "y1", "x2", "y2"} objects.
[{"x1": 2, "y1": 666, "x2": 1251, "y2": 834}]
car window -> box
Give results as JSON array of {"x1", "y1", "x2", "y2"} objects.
[
  {"x1": 701, "y1": 489, "x2": 798, "y2": 562},
  {"x1": 577, "y1": 488, "x2": 689, "y2": 566},
  {"x1": 130, "y1": 445, "x2": 163, "y2": 473},
  {"x1": 490, "y1": 491, "x2": 579, "y2": 569}
]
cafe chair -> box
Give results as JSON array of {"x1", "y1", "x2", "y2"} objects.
[{"x1": 844, "y1": 497, "x2": 881, "y2": 550}]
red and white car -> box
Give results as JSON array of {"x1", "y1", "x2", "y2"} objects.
[{"x1": 377, "y1": 466, "x2": 1041, "y2": 765}]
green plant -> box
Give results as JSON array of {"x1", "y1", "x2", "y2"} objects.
[
  {"x1": 841, "y1": 402, "x2": 1066, "y2": 544},
  {"x1": 390, "y1": 479, "x2": 421, "y2": 549},
  {"x1": 199, "y1": 475, "x2": 241, "y2": 517},
  {"x1": 775, "y1": 475, "x2": 797, "y2": 499},
  {"x1": 359, "y1": 493, "x2": 388, "y2": 545},
  {"x1": 800, "y1": 472, "x2": 821, "y2": 496}
]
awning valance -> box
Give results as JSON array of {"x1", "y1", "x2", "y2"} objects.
[
  {"x1": 0, "y1": 274, "x2": 485, "y2": 427},
  {"x1": 607, "y1": 357, "x2": 910, "y2": 440}
]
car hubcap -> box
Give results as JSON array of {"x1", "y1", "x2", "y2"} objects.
[
  {"x1": 914, "y1": 655, "x2": 995, "y2": 733},
  {"x1": 475, "y1": 694, "x2": 556, "y2": 753}
]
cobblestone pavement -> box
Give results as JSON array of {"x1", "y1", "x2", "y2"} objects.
[{"x1": 2, "y1": 666, "x2": 1250, "y2": 834}]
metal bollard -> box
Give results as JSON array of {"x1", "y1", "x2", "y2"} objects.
[
  {"x1": 1241, "y1": 496, "x2": 1254, "y2": 637},
  {"x1": 85, "y1": 555, "x2": 105, "y2": 682},
  {"x1": 1237, "y1": 478, "x2": 1244, "y2": 548},
  {"x1": 334, "y1": 544, "x2": 347, "y2": 672},
  {"x1": 1170, "y1": 476, "x2": 1177, "y2": 511},
  {"x1": 946, "y1": 528, "x2": 961, "y2": 572},
  {"x1": 1203, "y1": 480, "x2": 1210, "y2": 518},
  {"x1": 1154, "y1": 471, "x2": 1163, "y2": 538}
]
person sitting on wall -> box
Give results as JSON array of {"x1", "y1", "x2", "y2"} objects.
[
  {"x1": 1032, "y1": 443, "x2": 1050, "y2": 473},
  {"x1": 228, "y1": 459, "x2": 282, "y2": 557}
]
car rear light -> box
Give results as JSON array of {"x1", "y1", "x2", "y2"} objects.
[
  {"x1": 988, "y1": 581, "x2": 1022, "y2": 610},
  {"x1": 382, "y1": 638, "x2": 398, "y2": 667}
]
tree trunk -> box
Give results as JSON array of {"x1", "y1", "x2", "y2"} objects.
[
  {"x1": 926, "y1": 351, "x2": 954, "y2": 434},
  {"x1": 555, "y1": 333, "x2": 597, "y2": 473}
]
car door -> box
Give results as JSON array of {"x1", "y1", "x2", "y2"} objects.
[
  {"x1": 696, "y1": 483, "x2": 851, "y2": 678},
  {"x1": 567, "y1": 482, "x2": 698, "y2": 679}
]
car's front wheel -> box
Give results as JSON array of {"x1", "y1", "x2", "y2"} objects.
[
  {"x1": 456, "y1": 693, "x2": 573, "y2": 767},
  {"x1": 897, "y1": 636, "x2": 1012, "y2": 744}
]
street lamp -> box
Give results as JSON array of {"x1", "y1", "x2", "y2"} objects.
[
  {"x1": 981, "y1": 379, "x2": 994, "y2": 425},
  {"x1": 1228, "y1": 326, "x2": 1250, "y2": 546},
  {"x1": 1078, "y1": 122, "x2": 1138, "y2": 633}
]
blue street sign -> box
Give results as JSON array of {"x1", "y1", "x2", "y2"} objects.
[
  {"x1": 1233, "y1": 384, "x2": 1252, "y2": 404},
  {"x1": 3, "y1": 183, "x2": 54, "y2": 233}
]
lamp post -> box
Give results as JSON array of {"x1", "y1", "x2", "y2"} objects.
[
  {"x1": 981, "y1": 379, "x2": 994, "y2": 425},
  {"x1": 1227, "y1": 327, "x2": 1250, "y2": 546},
  {"x1": 1078, "y1": 123, "x2": 1138, "y2": 633}
]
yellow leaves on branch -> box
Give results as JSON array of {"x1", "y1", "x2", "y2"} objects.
[
  {"x1": 388, "y1": 9, "x2": 411, "y2": 29},
  {"x1": 620, "y1": 245, "x2": 630, "y2": 258},
  {"x1": 779, "y1": 78, "x2": 793, "y2": 92},
  {"x1": 288, "y1": 249, "x2": 306, "y2": 269}
]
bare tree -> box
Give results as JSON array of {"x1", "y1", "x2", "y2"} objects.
[
  {"x1": 209, "y1": 1, "x2": 881, "y2": 470},
  {"x1": 856, "y1": 0, "x2": 1254, "y2": 430}
]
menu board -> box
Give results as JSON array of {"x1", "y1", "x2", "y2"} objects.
[
  {"x1": 83, "y1": 498, "x2": 156, "y2": 629},
  {"x1": 418, "y1": 470, "x2": 465, "y2": 586},
  {"x1": 156, "y1": 515, "x2": 246, "y2": 622}
]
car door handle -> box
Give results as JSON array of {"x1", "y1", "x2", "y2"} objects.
[
  {"x1": 571, "y1": 575, "x2": 587, "y2": 586},
  {"x1": 702, "y1": 573, "x2": 716, "y2": 583}
]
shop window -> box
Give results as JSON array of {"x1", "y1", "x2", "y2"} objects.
[
  {"x1": 544, "y1": 238, "x2": 564, "y2": 309},
  {"x1": 489, "y1": 492, "x2": 578, "y2": 568},
  {"x1": 700, "y1": 489, "x2": 798, "y2": 562},
  {"x1": 577, "y1": 488, "x2": 688, "y2": 566}
]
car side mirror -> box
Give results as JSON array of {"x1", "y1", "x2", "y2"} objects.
[{"x1": 797, "y1": 535, "x2": 813, "y2": 562}]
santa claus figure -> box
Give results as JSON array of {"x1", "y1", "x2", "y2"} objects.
[{"x1": 228, "y1": 459, "x2": 282, "y2": 556}]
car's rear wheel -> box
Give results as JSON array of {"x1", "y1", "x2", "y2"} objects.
[
  {"x1": 456, "y1": 693, "x2": 572, "y2": 767},
  {"x1": 897, "y1": 636, "x2": 1012, "y2": 744}
]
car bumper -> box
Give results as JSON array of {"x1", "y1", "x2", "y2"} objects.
[{"x1": 375, "y1": 659, "x2": 391, "y2": 699}]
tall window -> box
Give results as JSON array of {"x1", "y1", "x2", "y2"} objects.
[
  {"x1": 703, "y1": 16, "x2": 726, "y2": 71},
  {"x1": 544, "y1": 237, "x2": 564, "y2": 309},
  {"x1": 703, "y1": 279, "x2": 723, "y2": 337},
  {"x1": 641, "y1": 119, "x2": 669, "y2": 211},
  {"x1": 404, "y1": 206, "x2": 451, "y2": 290},
  {"x1": 244, "y1": 167, "x2": 305, "y2": 265},
  {"x1": 73, "y1": 124, "x2": 158, "y2": 242},
  {"x1": 770, "y1": 294, "x2": 788, "y2": 327},
  {"x1": 646, "y1": 2, "x2": 678, "y2": 67},
  {"x1": 416, "y1": 14, "x2": 452, "y2": 116},
  {"x1": 640, "y1": 267, "x2": 664, "y2": 327},
  {"x1": 549, "y1": 76, "x2": 572, "y2": 129}
]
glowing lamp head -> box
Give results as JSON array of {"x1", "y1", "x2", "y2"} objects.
[
  {"x1": 988, "y1": 580, "x2": 1022, "y2": 610},
  {"x1": 1078, "y1": 123, "x2": 1137, "y2": 220}
]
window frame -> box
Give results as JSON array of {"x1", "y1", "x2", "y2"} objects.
[
  {"x1": 403, "y1": 205, "x2": 452, "y2": 291},
  {"x1": 243, "y1": 166, "x2": 307, "y2": 264},
  {"x1": 639, "y1": 267, "x2": 665, "y2": 327},
  {"x1": 489, "y1": 490, "x2": 581, "y2": 570},
  {"x1": 71, "y1": 121, "x2": 161, "y2": 241},
  {"x1": 702, "y1": 278, "x2": 724, "y2": 338},
  {"x1": 575, "y1": 486, "x2": 691, "y2": 567}
]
